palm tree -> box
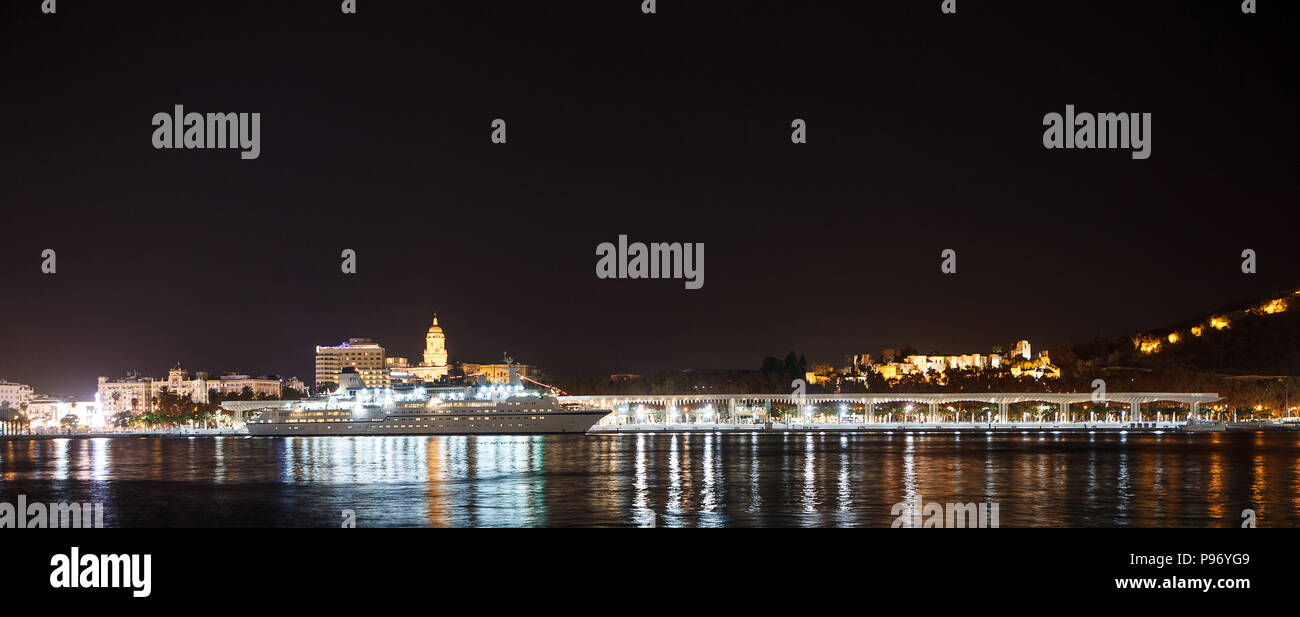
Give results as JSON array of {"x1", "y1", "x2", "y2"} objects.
[{"x1": 0, "y1": 401, "x2": 14, "y2": 435}]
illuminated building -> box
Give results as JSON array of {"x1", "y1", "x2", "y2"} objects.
[
  {"x1": 386, "y1": 357, "x2": 422, "y2": 386},
  {"x1": 861, "y1": 340, "x2": 1053, "y2": 382},
  {"x1": 25, "y1": 397, "x2": 101, "y2": 429},
  {"x1": 315, "y1": 338, "x2": 390, "y2": 388},
  {"x1": 96, "y1": 374, "x2": 153, "y2": 417},
  {"x1": 0, "y1": 379, "x2": 34, "y2": 411},
  {"x1": 1008, "y1": 351, "x2": 1062, "y2": 379},
  {"x1": 1130, "y1": 291, "x2": 1297, "y2": 358},
  {"x1": 408, "y1": 315, "x2": 450, "y2": 382},
  {"x1": 805, "y1": 366, "x2": 836, "y2": 385},
  {"x1": 97, "y1": 365, "x2": 283, "y2": 417},
  {"x1": 23, "y1": 396, "x2": 64, "y2": 424},
  {"x1": 1255, "y1": 298, "x2": 1288, "y2": 315},
  {"x1": 461, "y1": 362, "x2": 541, "y2": 384},
  {"x1": 902, "y1": 352, "x2": 1001, "y2": 375},
  {"x1": 1134, "y1": 336, "x2": 1162, "y2": 354},
  {"x1": 874, "y1": 364, "x2": 903, "y2": 380},
  {"x1": 1011, "y1": 340, "x2": 1031, "y2": 360}
]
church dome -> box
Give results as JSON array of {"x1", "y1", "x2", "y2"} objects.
[{"x1": 421, "y1": 313, "x2": 449, "y2": 373}]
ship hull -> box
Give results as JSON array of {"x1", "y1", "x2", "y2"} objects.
[{"x1": 246, "y1": 410, "x2": 609, "y2": 437}]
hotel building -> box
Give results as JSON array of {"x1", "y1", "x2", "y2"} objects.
[
  {"x1": 315, "y1": 338, "x2": 390, "y2": 389},
  {"x1": 96, "y1": 374, "x2": 153, "y2": 417}
]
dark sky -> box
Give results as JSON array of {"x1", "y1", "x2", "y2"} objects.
[{"x1": 1, "y1": 0, "x2": 1296, "y2": 398}]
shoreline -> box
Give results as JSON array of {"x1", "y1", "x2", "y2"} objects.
[
  {"x1": 3, "y1": 423, "x2": 1298, "y2": 440},
  {"x1": 0, "y1": 431, "x2": 245, "y2": 441}
]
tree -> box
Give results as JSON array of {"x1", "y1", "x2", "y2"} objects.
[
  {"x1": 60, "y1": 413, "x2": 80, "y2": 428},
  {"x1": 0, "y1": 401, "x2": 13, "y2": 434},
  {"x1": 143, "y1": 387, "x2": 221, "y2": 426}
]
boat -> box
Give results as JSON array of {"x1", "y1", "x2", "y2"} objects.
[{"x1": 243, "y1": 364, "x2": 609, "y2": 437}]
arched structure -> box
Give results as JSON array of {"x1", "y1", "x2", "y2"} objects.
[{"x1": 560, "y1": 392, "x2": 1222, "y2": 431}]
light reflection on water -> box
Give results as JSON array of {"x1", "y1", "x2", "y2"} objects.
[{"x1": 1, "y1": 432, "x2": 1298, "y2": 527}]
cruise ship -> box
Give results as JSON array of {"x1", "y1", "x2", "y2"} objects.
[{"x1": 243, "y1": 367, "x2": 609, "y2": 437}]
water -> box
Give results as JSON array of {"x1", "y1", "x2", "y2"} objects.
[{"x1": 2, "y1": 431, "x2": 1297, "y2": 527}]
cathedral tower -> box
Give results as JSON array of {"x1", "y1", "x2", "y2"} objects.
[{"x1": 420, "y1": 314, "x2": 448, "y2": 377}]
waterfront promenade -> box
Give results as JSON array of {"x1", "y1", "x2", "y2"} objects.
[
  {"x1": 563, "y1": 391, "x2": 1225, "y2": 426},
  {"x1": 11, "y1": 391, "x2": 1280, "y2": 439},
  {"x1": 589, "y1": 421, "x2": 1191, "y2": 433},
  {"x1": 5, "y1": 421, "x2": 1298, "y2": 438}
]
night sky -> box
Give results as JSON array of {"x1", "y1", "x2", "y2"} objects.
[{"x1": 1, "y1": 1, "x2": 1296, "y2": 398}]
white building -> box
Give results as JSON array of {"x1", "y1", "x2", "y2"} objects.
[
  {"x1": 1011, "y1": 340, "x2": 1031, "y2": 360},
  {"x1": 0, "y1": 379, "x2": 35, "y2": 411},
  {"x1": 25, "y1": 396, "x2": 71, "y2": 426},
  {"x1": 873, "y1": 346, "x2": 1018, "y2": 380},
  {"x1": 25, "y1": 397, "x2": 101, "y2": 429},
  {"x1": 385, "y1": 357, "x2": 423, "y2": 386},
  {"x1": 316, "y1": 338, "x2": 390, "y2": 388},
  {"x1": 96, "y1": 374, "x2": 153, "y2": 418},
  {"x1": 97, "y1": 365, "x2": 282, "y2": 418}
]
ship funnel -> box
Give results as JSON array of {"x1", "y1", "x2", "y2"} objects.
[{"x1": 335, "y1": 369, "x2": 367, "y2": 393}]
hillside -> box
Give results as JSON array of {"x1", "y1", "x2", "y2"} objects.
[{"x1": 1069, "y1": 288, "x2": 1300, "y2": 376}]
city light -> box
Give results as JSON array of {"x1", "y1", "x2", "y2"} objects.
[
  {"x1": 1134, "y1": 336, "x2": 1161, "y2": 354},
  {"x1": 1259, "y1": 298, "x2": 1288, "y2": 314}
]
